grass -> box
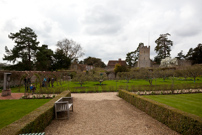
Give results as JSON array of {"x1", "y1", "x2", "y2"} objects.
[
  {"x1": 0, "y1": 99, "x2": 51, "y2": 129},
  {"x1": 143, "y1": 93, "x2": 202, "y2": 117},
  {"x1": 8, "y1": 77, "x2": 202, "y2": 93}
]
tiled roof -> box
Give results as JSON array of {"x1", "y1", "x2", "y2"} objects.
[{"x1": 107, "y1": 60, "x2": 126, "y2": 66}]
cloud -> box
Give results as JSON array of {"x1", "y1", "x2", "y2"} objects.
[
  {"x1": 1, "y1": 0, "x2": 202, "y2": 65},
  {"x1": 81, "y1": 4, "x2": 124, "y2": 35}
]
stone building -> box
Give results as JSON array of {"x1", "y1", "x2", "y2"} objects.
[
  {"x1": 106, "y1": 58, "x2": 127, "y2": 70},
  {"x1": 137, "y1": 45, "x2": 151, "y2": 68},
  {"x1": 70, "y1": 63, "x2": 94, "y2": 72}
]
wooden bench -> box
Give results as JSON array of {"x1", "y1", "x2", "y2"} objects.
[{"x1": 55, "y1": 97, "x2": 73, "y2": 119}]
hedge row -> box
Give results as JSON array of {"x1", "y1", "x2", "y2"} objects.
[
  {"x1": 119, "y1": 90, "x2": 202, "y2": 135},
  {"x1": 0, "y1": 90, "x2": 71, "y2": 135}
]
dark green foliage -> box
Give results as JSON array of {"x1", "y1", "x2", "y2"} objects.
[
  {"x1": 3, "y1": 27, "x2": 39, "y2": 71},
  {"x1": 185, "y1": 48, "x2": 194, "y2": 60},
  {"x1": 187, "y1": 43, "x2": 202, "y2": 64},
  {"x1": 52, "y1": 49, "x2": 71, "y2": 70},
  {"x1": 35, "y1": 45, "x2": 54, "y2": 71},
  {"x1": 154, "y1": 33, "x2": 173, "y2": 63},
  {"x1": 177, "y1": 50, "x2": 185, "y2": 59},
  {"x1": 0, "y1": 91, "x2": 71, "y2": 135},
  {"x1": 84, "y1": 56, "x2": 106, "y2": 68},
  {"x1": 119, "y1": 90, "x2": 202, "y2": 135}
]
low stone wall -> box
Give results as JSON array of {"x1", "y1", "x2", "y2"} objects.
[
  {"x1": 0, "y1": 90, "x2": 71, "y2": 135},
  {"x1": 119, "y1": 90, "x2": 202, "y2": 135}
]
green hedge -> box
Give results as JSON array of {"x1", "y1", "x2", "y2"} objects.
[
  {"x1": 119, "y1": 90, "x2": 202, "y2": 135},
  {"x1": 0, "y1": 90, "x2": 71, "y2": 135}
]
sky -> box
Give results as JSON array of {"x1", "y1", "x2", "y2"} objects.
[{"x1": 0, "y1": 0, "x2": 202, "y2": 65}]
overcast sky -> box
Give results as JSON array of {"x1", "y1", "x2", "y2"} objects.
[{"x1": 1, "y1": 0, "x2": 202, "y2": 64}]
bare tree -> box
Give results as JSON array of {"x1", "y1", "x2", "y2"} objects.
[
  {"x1": 117, "y1": 72, "x2": 134, "y2": 83},
  {"x1": 158, "y1": 69, "x2": 173, "y2": 81},
  {"x1": 186, "y1": 65, "x2": 202, "y2": 82},
  {"x1": 139, "y1": 68, "x2": 154, "y2": 86},
  {"x1": 56, "y1": 38, "x2": 84, "y2": 61},
  {"x1": 72, "y1": 72, "x2": 89, "y2": 87},
  {"x1": 175, "y1": 68, "x2": 189, "y2": 80},
  {"x1": 91, "y1": 72, "x2": 107, "y2": 85}
]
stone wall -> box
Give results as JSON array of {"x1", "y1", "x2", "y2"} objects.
[
  {"x1": 138, "y1": 45, "x2": 151, "y2": 67},
  {"x1": 178, "y1": 59, "x2": 192, "y2": 67}
]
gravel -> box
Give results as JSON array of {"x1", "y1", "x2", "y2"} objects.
[{"x1": 45, "y1": 92, "x2": 180, "y2": 135}]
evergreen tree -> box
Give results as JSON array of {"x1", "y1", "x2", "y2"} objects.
[
  {"x1": 3, "y1": 27, "x2": 39, "y2": 70},
  {"x1": 154, "y1": 33, "x2": 173, "y2": 64},
  {"x1": 35, "y1": 45, "x2": 54, "y2": 71},
  {"x1": 188, "y1": 43, "x2": 202, "y2": 64},
  {"x1": 185, "y1": 48, "x2": 194, "y2": 60},
  {"x1": 52, "y1": 49, "x2": 71, "y2": 70},
  {"x1": 177, "y1": 50, "x2": 185, "y2": 59}
]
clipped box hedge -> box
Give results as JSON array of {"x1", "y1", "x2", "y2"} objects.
[
  {"x1": 119, "y1": 90, "x2": 202, "y2": 135},
  {"x1": 0, "y1": 90, "x2": 71, "y2": 135}
]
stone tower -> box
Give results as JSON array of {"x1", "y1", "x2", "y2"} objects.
[{"x1": 138, "y1": 45, "x2": 151, "y2": 67}]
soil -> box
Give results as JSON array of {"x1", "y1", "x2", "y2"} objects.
[
  {"x1": 45, "y1": 92, "x2": 179, "y2": 135},
  {"x1": 0, "y1": 93, "x2": 24, "y2": 100}
]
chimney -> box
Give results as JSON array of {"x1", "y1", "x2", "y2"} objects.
[{"x1": 118, "y1": 58, "x2": 121, "y2": 61}]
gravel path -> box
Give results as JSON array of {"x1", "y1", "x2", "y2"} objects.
[{"x1": 45, "y1": 92, "x2": 179, "y2": 135}]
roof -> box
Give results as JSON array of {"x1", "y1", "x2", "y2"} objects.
[{"x1": 107, "y1": 59, "x2": 126, "y2": 67}]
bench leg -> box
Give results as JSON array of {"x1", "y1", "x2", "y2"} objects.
[{"x1": 67, "y1": 109, "x2": 69, "y2": 119}]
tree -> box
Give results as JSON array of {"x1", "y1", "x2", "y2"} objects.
[
  {"x1": 3, "y1": 27, "x2": 39, "y2": 70},
  {"x1": 187, "y1": 44, "x2": 202, "y2": 64},
  {"x1": 117, "y1": 72, "x2": 134, "y2": 83},
  {"x1": 35, "y1": 45, "x2": 54, "y2": 71},
  {"x1": 186, "y1": 65, "x2": 202, "y2": 82},
  {"x1": 52, "y1": 49, "x2": 71, "y2": 70},
  {"x1": 72, "y1": 72, "x2": 89, "y2": 87},
  {"x1": 56, "y1": 38, "x2": 84, "y2": 61},
  {"x1": 158, "y1": 69, "x2": 172, "y2": 81},
  {"x1": 114, "y1": 63, "x2": 128, "y2": 77},
  {"x1": 139, "y1": 68, "x2": 155, "y2": 86},
  {"x1": 126, "y1": 43, "x2": 143, "y2": 67},
  {"x1": 154, "y1": 33, "x2": 173, "y2": 64},
  {"x1": 177, "y1": 50, "x2": 185, "y2": 60},
  {"x1": 84, "y1": 57, "x2": 106, "y2": 68},
  {"x1": 185, "y1": 48, "x2": 194, "y2": 60},
  {"x1": 91, "y1": 72, "x2": 107, "y2": 85}
]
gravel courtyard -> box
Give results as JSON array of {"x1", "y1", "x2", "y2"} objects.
[{"x1": 45, "y1": 92, "x2": 179, "y2": 135}]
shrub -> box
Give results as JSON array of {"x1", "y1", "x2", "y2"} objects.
[
  {"x1": 0, "y1": 91, "x2": 71, "y2": 135},
  {"x1": 119, "y1": 90, "x2": 202, "y2": 135}
]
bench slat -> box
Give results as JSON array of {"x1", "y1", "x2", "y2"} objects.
[{"x1": 55, "y1": 97, "x2": 73, "y2": 119}]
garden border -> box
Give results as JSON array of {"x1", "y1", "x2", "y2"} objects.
[
  {"x1": 119, "y1": 90, "x2": 202, "y2": 135},
  {"x1": 0, "y1": 90, "x2": 71, "y2": 135}
]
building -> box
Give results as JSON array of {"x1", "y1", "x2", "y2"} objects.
[
  {"x1": 106, "y1": 58, "x2": 127, "y2": 70},
  {"x1": 70, "y1": 63, "x2": 94, "y2": 72},
  {"x1": 137, "y1": 45, "x2": 151, "y2": 68}
]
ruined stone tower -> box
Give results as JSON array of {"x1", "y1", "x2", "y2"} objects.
[{"x1": 138, "y1": 45, "x2": 151, "y2": 67}]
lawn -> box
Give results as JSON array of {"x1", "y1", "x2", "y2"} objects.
[
  {"x1": 0, "y1": 99, "x2": 51, "y2": 129},
  {"x1": 9, "y1": 77, "x2": 202, "y2": 93},
  {"x1": 143, "y1": 93, "x2": 202, "y2": 117}
]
